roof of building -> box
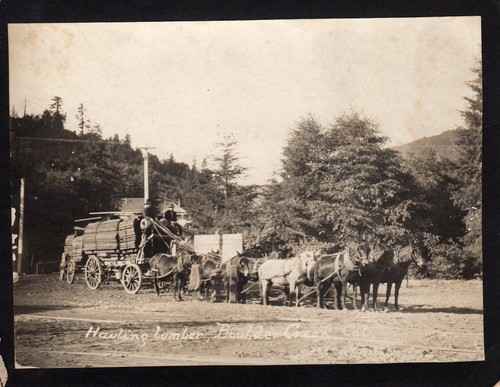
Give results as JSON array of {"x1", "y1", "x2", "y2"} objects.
[
  {"x1": 160, "y1": 202, "x2": 187, "y2": 214},
  {"x1": 119, "y1": 197, "x2": 188, "y2": 215},
  {"x1": 119, "y1": 197, "x2": 144, "y2": 213}
]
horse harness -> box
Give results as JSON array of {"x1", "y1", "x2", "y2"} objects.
[
  {"x1": 149, "y1": 253, "x2": 190, "y2": 280},
  {"x1": 337, "y1": 249, "x2": 363, "y2": 277}
]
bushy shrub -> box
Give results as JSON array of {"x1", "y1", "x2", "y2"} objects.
[{"x1": 422, "y1": 234, "x2": 480, "y2": 279}]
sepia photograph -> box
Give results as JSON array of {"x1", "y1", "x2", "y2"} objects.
[{"x1": 7, "y1": 16, "x2": 485, "y2": 370}]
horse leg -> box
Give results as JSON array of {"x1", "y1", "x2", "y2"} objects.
[
  {"x1": 343, "y1": 283, "x2": 347, "y2": 310},
  {"x1": 359, "y1": 282, "x2": 369, "y2": 312},
  {"x1": 282, "y1": 284, "x2": 290, "y2": 306},
  {"x1": 175, "y1": 273, "x2": 183, "y2": 301},
  {"x1": 334, "y1": 282, "x2": 342, "y2": 310},
  {"x1": 353, "y1": 283, "x2": 358, "y2": 310},
  {"x1": 288, "y1": 280, "x2": 295, "y2": 307},
  {"x1": 266, "y1": 281, "x2": 272, "y2": 305},
  {"x1": 260, "y1": 280, "x2": 268, "y2": 305},
  {"x1": 384, "y1": 282, "x2": 393, "y2": 311},
  {"x1": 317, "y1": 282, "x2": 323, "y2": 309},
  {"x1": 394, "y1": 280, "x2": 402, "y2": 311},
  {"x1": 237, "y1": 279, "x2": 244, "y2": 304},
  {"x1": 294, "y1": 282, "x2": 300, "y2": 307},
  {"x1": 153, "y1": 276, "x2": 160, "y2": 297},
  {"x1": 372, "y1": 281, "x2": 380, "y2": 311},
  {"x1": 342, "y1": 280, "x2": 348, "y2": 310},
  {"x1": 172, "y1": 274, "x2": 177, "y2": 301}
]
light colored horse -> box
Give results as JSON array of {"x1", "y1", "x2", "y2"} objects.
[{"x1": 258, "y1": 251, "x2": 317, "y2": 306}]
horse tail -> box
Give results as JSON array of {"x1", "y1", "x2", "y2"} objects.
[{"x1": 188, "y1": 264, "x2": 202, "y2": 291}]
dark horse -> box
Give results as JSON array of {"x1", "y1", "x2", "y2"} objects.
[
  {"x1": 381, "y1": 244, "x2": 425, "y2": 311},
  {"x1": 357, "y1": 244, "x2": 394, "y2": 312},
  {"x1": 315, "y1": 243, "x2": 371, "y2": 310},
  {"x1": 219, "y1": 254, "x2": 251, "y2": 303},
  {"x1": 148, "y1": 249, "x2": 194, "y2": 301},
  {"x1": 189, "y1": 253, "x2": 250, "y2": 302}
]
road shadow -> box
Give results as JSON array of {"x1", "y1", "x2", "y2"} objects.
[
  {"x1": 14, "y1": 304, "x2": 81, "y2": 315},
  {"x1": 395, "y1": 305, "x2": 483, "y2": 314}
]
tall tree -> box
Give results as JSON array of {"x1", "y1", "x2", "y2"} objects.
[
  {"x1": 211, "y1": 134, "x2": 246, "y2": 201},
  {"x1": 452, "y1": 62, "x2": 482, "y2": 269},
  {"x1": 76, "y1": 103, "x2": 90, "y2": 136},
  {"x1": 208, "y1": 134, "x2": 246, "y2": 229},
  {"x1": 49, "y1": 96, "x2": 63, "y2": 114},
  {"x1": 260, "y1": 112, "x2": 426, "y2": 253}
]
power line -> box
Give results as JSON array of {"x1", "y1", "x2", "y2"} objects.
[{"x1": 11, "y1": 136, "x2": 124, "y2": 144}]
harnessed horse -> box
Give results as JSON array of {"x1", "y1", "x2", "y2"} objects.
[
  {"x1": 381, "y1": 244, "x2": 425, "y2": 310},
  {"x1": 316, "y1": 243, "x2": 371, "y2": 310},
  {"x1": 258, "y1": 252, "x2": 317, "y2": 307},
  {"x1": 219, "y1": 254, "x2": 251, "y2": 303},
  {"x1": 357, "y1": 243, "x2": 394, "y2": 311},
  {"x1": 149, "y1": 248, "x2": 195, "y2": 301},
  {"x1": 189, "y1": 253, "x2": 250, "y2": 302}
]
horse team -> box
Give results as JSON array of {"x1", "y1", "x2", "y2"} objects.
[
  {"x1": 150, "y1": 242, "x2": 425, "y2": 312},
  {"x1": 311, "y1": 243, "x2": 425, "y2": 311}
]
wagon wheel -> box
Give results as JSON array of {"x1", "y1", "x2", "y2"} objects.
[
  {"x1": 66, "y1": 259, "x2": 76, "y2": 284},
  {"x1": 121, "y1": 264, "x2": 143, "y2": 294},
  {"x1": 84, "y1": 256, "x2": 103, "y2": 290},
  {"x1": 59, "y1": 253, "x2": 67, "y2": 281}
]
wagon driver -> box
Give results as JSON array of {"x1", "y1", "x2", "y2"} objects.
[
  {"x1": 163, "y1": 203, "x2": 183, "y2": 236},
  {"x1": 143, "y1": 199, "x2": 155, "y2": 218}
]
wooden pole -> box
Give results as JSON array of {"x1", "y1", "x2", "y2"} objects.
[
  {"x1": 137, "y1": 147, "x2": 156, "y2": 202},
  {"x1": 219, "y1": 233, "x2": 224, "y2": 262},
  {"x1": 144, "y1": 151, "x2": 149, "y2": 201},
  {"x1": 17, "y1": 178, "x2": 25, "y2": 273}
]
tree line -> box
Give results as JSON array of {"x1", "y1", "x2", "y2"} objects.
[{"x1": 10, "y1": 63, "x2": 482, "y2": 279}]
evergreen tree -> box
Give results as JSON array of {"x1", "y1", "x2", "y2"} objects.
[
  {"x1": 49, "y1": 96, "x2": 63, "y2": 114},
  {"x1": 453, "y1": 62, "x2": 482, "y2": 271},
  {"x1": 211, "y1": 134, "x2": 247, "y2": 201},
  {"x1": 76, "y1": 103, "x2": 89, "y2": 136},
  {"x1": 260, "y1": 112, "x2": 426, "y2": 253}
]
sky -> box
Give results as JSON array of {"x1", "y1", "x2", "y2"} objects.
[{"x1": 8, "y1": 17, "x2": 481, "y2": 185}]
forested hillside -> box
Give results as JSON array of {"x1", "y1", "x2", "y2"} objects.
[{"x1": 392, "y1": 129, "x2": 460, "y2": 160}]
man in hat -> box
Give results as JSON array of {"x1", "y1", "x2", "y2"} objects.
[
  {"x1": 143, "y1": 199, "x2": 155, "y2": 218},
  {"x1": 162, "y1": 203, "x2": 183, "y2": 236},
  {"x1": 164, "y1": 203, "x2": 177, "y2": 223}
]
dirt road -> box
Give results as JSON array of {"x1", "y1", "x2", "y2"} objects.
[{"x1": 13, "y1": 274, "x2": 484, "y2": 367}]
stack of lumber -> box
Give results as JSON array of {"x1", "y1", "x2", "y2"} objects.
[
  {"x1": 64, "y1": 234, "x2": 74, "y2": 256},
  {"x1": 83, "y1": 219, "x2": 121, "y2": 252},
  {"x1": 118, "y1": 217, "x2": 138, "y2": 251}
]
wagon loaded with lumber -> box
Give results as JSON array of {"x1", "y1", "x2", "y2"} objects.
[{"x1": 60, "y1": 213, "x2": 179, "y2": 294}]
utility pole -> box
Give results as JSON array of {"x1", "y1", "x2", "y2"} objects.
[
  {"x1": 137, "y1": 147, "x2": 156, "y2": 201},
  {"x1": 18, "y1": 178, "x2": 25, "y2": 273}
]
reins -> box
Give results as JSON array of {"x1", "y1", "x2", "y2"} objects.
[
  {"x1": 394, "y1": 245, "x2": 413, "y2": 265},
  {"x1": 342, "y1": 249, "x2": 363, "y2": 276},
  {"x1": 296, "y1": 271, "x2": 337, "y2": 303},
  {"x1": 151, "y1": 268, "x2": 174, "y2": 280}
]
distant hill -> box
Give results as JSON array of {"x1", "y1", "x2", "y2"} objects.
[{"x1": 391, "y1": 129, "x2": 460, "y2": 160}]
